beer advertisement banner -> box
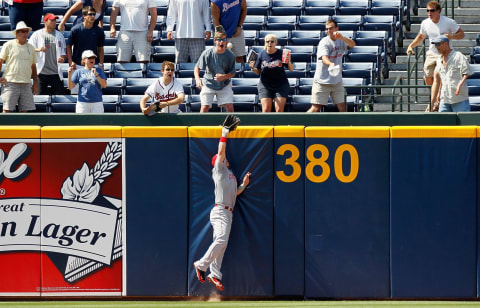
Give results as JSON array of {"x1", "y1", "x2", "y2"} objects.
[
  {"x1": 0, "y1": 126, "x2": 41, "y2": 295},
  {"x1": 39, "y1": 127, "x2": 123, "y2": 295}
]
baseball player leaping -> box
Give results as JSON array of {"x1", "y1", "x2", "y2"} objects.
[{"x1": 193, "y1": 115, "x2": 251, "y2": 292}]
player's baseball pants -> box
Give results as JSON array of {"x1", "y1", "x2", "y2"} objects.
[{"x1": 194, "y1": 206, "x2": 232, "y2": 280}]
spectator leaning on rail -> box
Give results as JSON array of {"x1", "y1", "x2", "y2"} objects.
[
  {"x1": 308, "y1": 19, "x2": 355, "y2": 113},
  {"x1": 0, "y1": 21, "x2": 38, "y2": 113},
  {"x1": 29, "y1": 14, "x2": 67, "y2": 96},
  {"x1": 406, "y1": 1, "x2": 464, "y2": 89},
  {"x1": 249, "y1": 34, "x2": 293, "y2": 112},
  {"x1": 58, "y1": 0, "x2": 108, "y2": 32},
  {"x1": 68, "y1": 50, "x2": 107, "y2": 113},
  {"x1": 430, "y1": 35, "x2": 471, "y2": 112},
  {"x1": 140, "y1": 61, "x2": 185, "y2": 116},
  {"x1": 195, "y1": 25, "x2": 236, "y2": 113},
  {"x1": 109, "y1": 0, "x2": 157, "y2": 63},
  {"x1": 166, "y1": 0, "x2": 212, "y2": 64},
  {"x1": 211, "y1": 0, "x2": 247, "y2": 63}
]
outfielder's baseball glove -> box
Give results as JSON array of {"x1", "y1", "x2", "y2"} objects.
[{"x1": 222, "y1": 115, "x2": 241, "y2": 132}]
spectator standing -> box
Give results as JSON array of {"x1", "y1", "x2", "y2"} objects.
[
  {"x1": 166, "y1": 0, "x2": 212, "y2": 63},
  {"x1": 430, "y1": 35, "x2": 471, "y2": 112},
  {"x1": 195, "y1": 26, "x2": 236, "y2": 113},
  {"x1": 109, "y1": 0, "x2": 157, "y2": 63},
  {"x1": 0, "y1": 21, "x2": 38, "y2": 113},
  {"x1": 7, "y1": 0, "x2": 43, "y2": 31},
  {"x1": 211, "y1": 0, "x2": 247, "y2": 63},
  {"x1": 67, "y1": 6, "x2": 105, "y2": 69},
  {"x1": 29, "y1": 14, "x2": 67, "y2": 95},
  {"x1": 58, "y1": 0, "x2": 108, "y2": 32},
  {"x1": 68, "y1": 50, "x2": 107, "y2": 113},
  {"x1": 308, "y1": 20, "x2": 355, "y2": 113},
  {"x1": 406, "y1": 1, "x2": 464, "y2": 87},
  {"x1": 249, "y1": 34, "x2": 292, "y2": 112},
  {"x1": 140, "y1": 61, "x2": 185, "y2": 115}
]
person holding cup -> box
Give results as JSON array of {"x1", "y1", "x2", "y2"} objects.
[
  {"x1": 249, "y1": 34, "x2": 293, "y2": 112},
  {"x1": 307, "y1": 19, "x2": 355, "y2": 112},
  {"x1": 68, "y1": 49, "x2": 107, "y2": 113}
]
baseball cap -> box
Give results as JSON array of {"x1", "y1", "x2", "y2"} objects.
[
  {"x1": 43, "y1": 13, "x2": 58, "y2": 22},
  {"x1": 81, "y1": 50, "x2": 97, "y2": 59},
  {"x1": 431, "y1": 35, "x2": 449, "y2": 44},
  {"x1": 211, "y1": 154, "x2": 218, "y2": 166}
]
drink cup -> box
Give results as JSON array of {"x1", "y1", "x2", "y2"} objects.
[{"x1": 282, "y1": 48, "x2": 291, "y2": 63}]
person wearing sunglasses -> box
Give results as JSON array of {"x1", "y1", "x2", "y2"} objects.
[
  {"x1": 67, "y1": 6, "x2": 105, "y2": 73},
  {"x1": 249, "y1": 34, "x2": 293, "y2": 112},
  {"x1": 58, "y1": 0, "x2": 108, "y2": 32},
  {"x1": 194, "y1": 25, "x2": 236, "y2": 113},
  {"x1": 140, "y1": 61, "x2": 186, "y2": 116},
  {"x1": 430, "y1": 35, "x2": 471, "y2": 112},
  {"x1": 406, "y1": 0, "x2": 464, "y2": 109},
  {"x1": 0, "y1": 21, "x2": 38, "y2": 113},
  {"x1": 68, "y1": 50, "x2": 107, "y2": 113},
  {"x1": 308, "y1": 19, "x2": 355, "y2": 113}
]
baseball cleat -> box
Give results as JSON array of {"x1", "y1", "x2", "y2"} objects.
[
  {"x1": 207, "y1": 276, "x2": 224, "y2": 291},
  {"x1": 193, "y1": 263, "x2": 205, "y2": 283}
]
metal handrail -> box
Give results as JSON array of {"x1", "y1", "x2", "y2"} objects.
[
  {"x1": 392, "y1": 76, "x2": 404, "y2": 112},
  {"x1": 406, "y1": 44, "x2": 429, "y2": 110}
]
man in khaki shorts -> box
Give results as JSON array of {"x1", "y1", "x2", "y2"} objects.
[
  {"x1": 308, "y1": 20, "x2": 355, "y2": 112},
  {"x1": 194, "y1": 26, "x2": 236, "y2": 113},
  {"x1": 211, "y1": 0, "x2": 247, "y2": 63},
  {"x1": 406, "y1": 1, "x2": 464, "y2": 106},
  {"x1": 0, "y1": 21, "x2": 38, "y2": 112}
]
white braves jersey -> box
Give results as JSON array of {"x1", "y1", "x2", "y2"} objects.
[{"x1": 145, "y1": 77, "x2": 184, "y2": 113}]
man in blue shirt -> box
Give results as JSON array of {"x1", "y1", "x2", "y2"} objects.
[{"x1": 211, "y1": 0, "x2": 247, "y2": 63}]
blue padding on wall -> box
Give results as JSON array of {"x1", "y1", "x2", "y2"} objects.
[
  {"x1": 188, "y1": 136, "x2": 274, "y2": 296},
  {"x1": 391, "y1": 138, "x2": 476, "y2": 298},
  {"x1": 125, "y1": 138, "x2": 188, "y2": 296},
  {"x1": 274, "y1": 136, "x2": 305, "y2": 296},
  {"x1": 305, "y1": 138, "x2": 390, "y2": 298}
]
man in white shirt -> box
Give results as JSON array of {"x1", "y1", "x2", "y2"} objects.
[
  {"x1": 28, "y1": 13, "x2": 66, "y2": 95},
  {"x1": 140, "y1": 60, "x2": 185, "y2": 116},
  {"x1": 430, "y1": 35, "x2": 471, "y2": 112},
  {"x1": 109, "y1": 0, "x2": 157, "y2": 63},
  {"x1": 166, "y1": 0, "x2": 212, "y2": 63},
  {"x1": 407, "y1": 1, "x2": 464, "y2": 87}
]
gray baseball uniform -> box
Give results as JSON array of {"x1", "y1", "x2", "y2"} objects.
[{"x1": 194, "y1": 158, "x2": 237, "y2": 280}]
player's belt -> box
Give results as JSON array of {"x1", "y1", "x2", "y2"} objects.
[{"x1": 215, "y1": 204, "x2": 234, "y2": 212}]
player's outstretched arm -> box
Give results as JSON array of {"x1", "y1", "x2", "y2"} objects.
[
  {"x1": 217, "y1": 126, "x2": 229, "y2": 164},
  {"x1": 237, "y1": 172, "x2": 251, "y2": 196}
]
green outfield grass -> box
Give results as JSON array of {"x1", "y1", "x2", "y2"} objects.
[{"x1": 2, "y1": 301, "x2": 480, "y2": 308}]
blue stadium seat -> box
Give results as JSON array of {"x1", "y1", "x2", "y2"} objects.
[
  {"x1": 467, "y1": 79, "x2": 480, "y2": 96},
  {"x1": 176, "y1": 77, "x2": 195, "y2": 95},
  {"x1": 233, "y1": 94, "x2": 258, "y2": 112},
  {"x1": 189, "y1": 94, "x2": 222, "y2": 112},
  {"x1": 51, "y1": 95, "x2": 77, "y2": 112},
  {"x1": 33, "y1": 95, "x2": 50, "y2": 113},
  {"x1": 332, "y1": 15, "x2": 363, "y2": 31},
  {"x1": 369, "y1": 0, "x2": 408, "y2": 30},
  {"x1": 244, "y1": 15, "x2": 266, "y2": 31},
  {"x1": 363, "y1": 15, "x2": 401, "y2": 47},
  {"x1": 271, "y1": 0, "x2": 303, "y2": 16},
  {"x1": 297, "y1": 78, "x2": 313, "y2": 95},
  {"x1": 0, "y1": 16, "x2": 10, "y2": 31},
  {"x1": 113, "y1": 63, "x2": 145, "y2": 78},
  {"x1": 0, "y1": 31, "x2": 14, "y2": 46},
  {"x1": 287, "y1": 45, "x2": 315, "y2": 63},
  {"x1": 243, "y1": 30, "x2": 258, "y2": 46},
  {"x1": 124, "y1": 78, "x2": 157, "y2": 95},
  {"x1": 355, "y1": 30, "x2": 395, "y2": 61},
  {"x1": 304, "y1": 0, "x2": 336, "y2": 16},
  {"x1": 469, "y1": 96, "x2": 480, "y2": 111},
  {"x1": 103, "y1": 16, "x2": 121, "y2": 31},
  {"x1": 243, "y1": 62, "x2": 258, "y2": 78},
  {"x1": 59, "y1": 62, "x2": 70, "y2": 79},
  {"x1": 298, "y1": 15, "x2": 330, "y2": 31},
  {"x1": 103, "y1": 46, "x2": 117, "y2": 63},
  {"x1": 337, "y1": 0, "x2": 369, "y2": 15},
  {"x1": 266, "y1": 16, "x2": 297, "y2": 31},
  {"x1": 287, "y1": 78, "x2": 297, "y2": 95},
  {"x1": 103, "y1": 77, "x2": 124, "y2": 95},
  {"x1": 150, "y1": 15, "x2": 165, "y2": 31},
  {"x1": 102, "y1": 94, "x2": 119, "y2": 112},
  {"x1": 146, "y1": 63, "x2": 164, "y2": 77},
  {"x1": 43, "y1": 0, "x2": 69, "y2": 15},
  {"x1": 104, "y1": 30, "x2": 117, "y2": 46},
  {"x1": 232, "y1": 78, "x2": 259, "y2": 94},
  {"x1": 322, "y1": 95, "x2": 359, "y2": 112},
  {"x1": 177, "y1": 62, "x2": 197, "y2": 78},
  {"x1": 258, "y1": 30, "x2": 289, "y2": 46},
  {"x1": 289, "y1": 95, "x2": 312, "y2": 112},
  {"x1": 290, "y1": 30, "x2": 322, "y2": 46},
  {"x1": 151, "y1": 46, "x2": 176, "y2": 63},
  {"x1": 61, "y1": 15, "x2": 76, "y2": 31},
  {"x1": 342, "y1": 62, "x2": 376, "y2": 86},
  {"x1": 155, "y1": 0, "x2": 168, "y2": 15},
  {"x1": 119, "y1": 95, "x2": 143, "y2": 112},
  {"x1": 159, "y1": 30, "x2": 175, "y2": 46},
  {"x1": 246, "y1": 0, "x2": 271, "y2": 15},
  {"x1": 346, "y1": 45, "x2": 386, "y2": 79},
  {"x1": 468, "y1": 64, "x2": 480, "y2": 79},
  {"x1": 285, "y1": 62, "x2": 309, "y2": 78},
  {"x1": 101, "y1": 63, "x2": 112, "y2": 77},
  {"x1": 471, "y1": 47, "x2": 480, "y2": 64}
]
